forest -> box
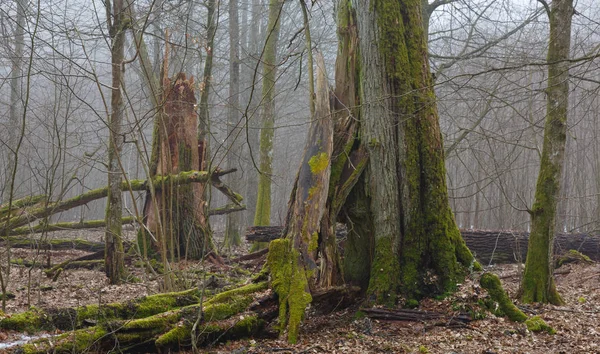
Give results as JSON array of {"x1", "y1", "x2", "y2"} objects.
[{"x1": 0, "y1": 0, "x2": 599, "y2": 352}]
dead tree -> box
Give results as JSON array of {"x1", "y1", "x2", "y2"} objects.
[{"x1": 139, "y1": 73, "x2": 212, "y2": 261}]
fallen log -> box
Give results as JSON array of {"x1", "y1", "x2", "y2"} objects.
[
  {"x1": 245, "y1": 227, "x2": 600, "y2": 264},
  {"x1": 8, "y1": 281, "x2": 359, "y2": 353},
  {"x1": 362, "y1": 307, "x2": 471, "y2": 324},
  {"x1": 0, "y1": 169, "x2": 236, "y2": 233},
  {"x1": 5, "y1": 217, "x2": 135, "y2": 236},
  {"x1": 1, "y1": 237, "x2": 106, "y2": 252}
]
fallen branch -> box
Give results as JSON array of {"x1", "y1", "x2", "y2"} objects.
[
  {"x1": 1, "y1": 169, "x2": 237, "y2": 233},
  {"x1": 5, "y1": 217, "x2": 135, "y2": 236},
  {"x1": 1, "y1": 237, "x2": 106, "y2": 252}
]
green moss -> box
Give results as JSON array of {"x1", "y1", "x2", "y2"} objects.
[
  {"x1": 155, "y1": 324, "x2": 190, "y2": 347},
  {"x1": 556, "y1": 249, "x2": 593, "y2": 268},
  {"x1": 405, "y1": 299, "x2": 419, "y2": 309},
  {"x1": 308, "y1": 152, "x2": 329, "y2": 174},
  {"x1": 525, "y1": 315, "x2": 556, "y2": 334},
  {"x1": 204, "y1": 295, "x2": 254, "y2": 321},
  {"x1": 205, "y1": 281, "x2": 267, "y2": 305},
  {"x1": 21, "y1": 327, "x2": 108, "y2": 354},
  {"x1": 0, "y1": 307, "x2": 44, "y2": 332},
  {"x1": 368, "y1": 236, "x2": 400, "y2": 306},
  {"x1": 480, "y1": 273, "x2": 527, "y2": 322},
  {"x1": 267, "y1": 239, "x2": 312, "y2": 344},
  {"x1": 229, "y1": 315, "x2": 263, "y2": 337}
]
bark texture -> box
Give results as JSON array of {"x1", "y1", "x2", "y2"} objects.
[
  {"x1": 104, "y1": 0, "x2": 127, "y2": 284},
  {"x1": 267, "y1": 53, "x2": 333, "y2": 344},
  {"x1": 254, "y1": 0, "x2": 284, "y2": 227},
  {"x1": 142, "y1": 74, "x2": 211, "y2": 261},
  {"x1": 521, "y1": 0, "x2": 573, "y2": 305},
  {"x1": 225, "y1": 0, "x2": 243, "y2": 247},
  {"x1": 352, "y1": 0, "x2": 476, "y2": 303}
]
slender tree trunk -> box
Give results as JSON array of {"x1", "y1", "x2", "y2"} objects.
[
  {"x1": 521, "y1": 0, "x2": 573, "y2": 305},
  {"x1": 225, "y1": 0, "x2": 242, "y2": 247},
  {"x1": 4, "y1": 0, "x2": 25, "y2": 202},
  {"x1": 105, "y1": 0, "x2": 127, "y2": 284},
  {"x1": 198, "y1": 0, "x2": 217, "y2": 168},
  {"x1": 244, "y1": 0, "x2": 262, "y2": 228},
  {"x1": 254, "y1": 0, "x2": 284, "y2": 227}
]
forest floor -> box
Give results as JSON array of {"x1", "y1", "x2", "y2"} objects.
[{"x1": 0, "y1": 229, "x2": 599, "y2": 353}]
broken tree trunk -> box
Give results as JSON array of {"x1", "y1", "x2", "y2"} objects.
[
  {"x1": 266, "y1": 53, "x2": 334, "y2": 344},
  {"x1": 246, "y1": 227, "x2": 600, "y2": 264},
  {"x1": 141, "y1": 73, "x2": 211, "y2": 261}
]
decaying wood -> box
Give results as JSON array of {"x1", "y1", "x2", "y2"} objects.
[
  {"x1": 5, "y1": 217, "x2": 135, "y2": 236},
  {"x1": 246, "y1": 227, "x2": 600, "y2": 264},
  {"x1": 0, "y1": 169, "x2": 235, "y2": 234},
  {"x1": 5, "y1": 280, "x2": 362, "y2": 353},
  {"x1": 363, "y1": 307, "x2": 471, "y2": 325},
  {"x1": 1, "y1": 237, "x2": 106, "y2": 252}
]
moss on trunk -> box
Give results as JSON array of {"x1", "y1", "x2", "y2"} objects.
[
  {"x1": 266, "y1": 239, "x2": 312, "y2": 344},
  {"x1": 480, "y1": 273, "x2": 527, "y2": 322},
  {"x1": 520, "y1": 0, "x2": 572, "y2": 306},
  {"x1": 253, "y1": 0, "x2": 284, "y2": 228}
]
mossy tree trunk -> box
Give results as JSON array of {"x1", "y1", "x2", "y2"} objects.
[
  {"x1": 143, "y1": 74, "x2": 212, "y2": 261},
  {"x1": 225, "y1": 0, "x2": 243, "y2": 248},
  {"x1": 349, "y1": 0, "x2": 476, "y2": 303},
  {"x1": 104, "y1": 0, "x2": 127, "y2": 284},
  {"x1": 520, "y1": 0, "x2": 573, "y2": 305},
  {"x1": 254, "y1": 0, "x2": 284, "y2": 227},
  {"x1": 243, "y1": 0, "x2": 262, "y2": 229}
]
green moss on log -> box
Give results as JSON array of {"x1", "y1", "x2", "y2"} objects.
[
  {"x1": 0, "y1": 287, "x2": 201, "y2": 332},
  {"x1": 21, "y1": 327, "x2": 108, "y2": 354},
  {"x1": 556, "y1": 249, "x2": 593, "y2": 268},
  {"x1": 525, "y1": 315, "x2": 556, "y2": 334},
  {"x1": 480, "y1": 273, "x2": 527, "y2": 322}
]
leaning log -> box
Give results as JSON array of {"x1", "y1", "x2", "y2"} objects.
[
  {"x1": 0, "y1": 169, "x2": 235, "y2": 233},
  {"x1": 246, "y1": 227, "x2": 600, "y2": 264}
]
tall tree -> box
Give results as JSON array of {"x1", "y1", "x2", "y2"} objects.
[
  {"x1": 225, "y1": 0, "x2": 242, "y2": 247},
  {"x1": 4, "y1": 0, "x2": 25, "y2": 202},
  {"x1": 243, "y1": 0, "x2": 262, "y2": 228},
  {"x1": 254, "y1": 0, "x2": 284, "y2": 227},
  {"x1": 104, "y1": 0, "x2": 127, "y2": 284},
  {"x1": 340, "y1": 0, "x2": 476, "y2": 304},
  {"x1": 520, "y1": 0, "x2": 573, "y2": 305}
]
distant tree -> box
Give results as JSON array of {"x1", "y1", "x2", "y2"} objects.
[{"x1": 254, "y1": 0, "x2": 284, "y2": 227}]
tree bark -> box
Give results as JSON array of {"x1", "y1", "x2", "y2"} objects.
[
  {"x1": 142, "y1": 74, "x2": 211, "y2": 261},
  {"x1": 266, "y1": 53, "x2": 333, "y2": 344},
  {"x1": 254, "y1": 0, "x2": 284, "y2": 227},
  {"x1": 225, "y1": 0, "x2": 243, "y2": 247},
  {"x1": 104, "y1": 0, "x2": 127, "y2": 284},
  {"x1": 521, "y1": 0, "x2": 573, "y2": 305}
]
